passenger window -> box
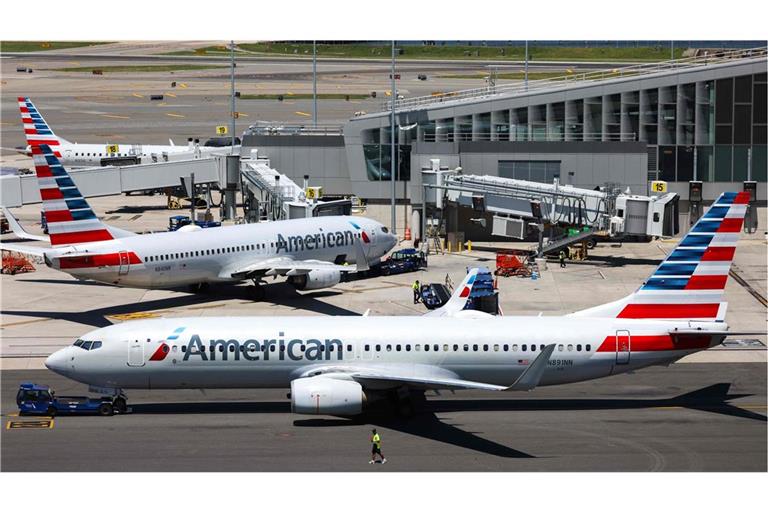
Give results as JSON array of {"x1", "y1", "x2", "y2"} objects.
[
  {"x1": 218, "y1": 346, "x2": 224, "y2": 352},
  {"x1": 396, "y1": 345, "x2": 401, "y2": 352},
  {"x1": 558, "y1": 344, "x2": 564, "y2": 351},
  {"x1": 453, "y1": 344, "x2": 458, "y2": 351},
  {"x1": 405, "y1": 345, "x2": 411, "y2": 352},
  {"x1": 472, "y1": 344, "x2": 478, "y2": 351},
  {"x1": 433, "y1": 344, "x2": 439, "y2": 352},
  {"x1": 425, "y1": 344, "x2": 430, "y2": 351},
  {"x1": 347, "y1": 345, "x2": 352, "y2": 352},
  {"x1": 364, "y1": 344, "x2": 370, "y2": 351},
  {"x1": 91, "y1": 341, "x2": 102, "y2": 350},
  {"x1": 270, "y1": 345, "x2": 276, "y2": 352},
  {"x1": 463, "y1": 345, "x2": 469, "y2": 351},
  {"x1": 522, "y1": 344, "x2": 527, "y2": 351},
  {"x1": 567, "y1": 344, "x2": 573, "y2": 351},
  {"x1": 386, "y1": 345, "x2": 391, "y2": 352},
  {"x1": 494, "y1": 344, "x2": 499, "y2": 352},
  {"x1": 415, "y1": 344, "x2": 421, "y2": 351},
  {"x1": 531, "y1": 344, "x2": 536, "y2": 352},
  {"x1": 443, "y1": 344, "x2": 449, "y2": 352},
  {"x1": 181, "y1": 346, "x2": 186, "y2": 352},
  {"x1": 512, "y1": 344, "x2": 518, "y2": 351},
  {"x1": 376, "y1": 344, "x2": 381, "y2": 351},
  {"x1": 229, "y1": 345, "x2": 235, "y2": 352},
  {"x1": 503, "y1": 344, "x2": 509, "y2": 351},
  {"x1": 483, "y1": 344, "x2": 488, "y2": 351}
]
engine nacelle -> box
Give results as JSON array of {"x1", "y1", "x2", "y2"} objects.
[
  {"x1": 291, "y1": 377, "x2": 364, "y2": 415},
  {"x1": 288, "y1": 269, "x2": 341, "y2": 291}
]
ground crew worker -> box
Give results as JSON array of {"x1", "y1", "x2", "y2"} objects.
[
  {"x1": 559, "y1": 249, "x2": 567, "y2": 268},
  {"x1": 369, "y1": 428, "x2": 387, "y2": 464},
  {"x1": 412, "y1": 280, "x2": 421, "y2": 304}
]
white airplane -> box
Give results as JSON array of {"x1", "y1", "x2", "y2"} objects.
[
  {"x1": 14, "y1": 97, "x2": 232, "y2": 168},
  {"x1": 1, "y1": 144, "x2": 396, "y2": 295},
  {"x1": 43, "y1": 191, "x2": 752, "y2": 415}
]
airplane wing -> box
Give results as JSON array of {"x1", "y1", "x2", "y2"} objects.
[
  {"x1": 0, "y1": 242, "x2": 47, "y2": 258},
  {"x1": 422, "y1": 268, "x2": 480, "y2": 317},
  {"x1": 222, "y1": 237, "x2": 370, "y2": 280},
  {"x1": 1, "y1": 207, "x2": 49, "y2": 242},
  {"x1": 222, "y1": 257, "x2": 359, "y2": 280},
  {"x1": 304, "y1": 344, "x2": 556, "y2": 392}
]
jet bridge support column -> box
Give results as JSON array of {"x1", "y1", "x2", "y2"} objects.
[{"x1": 217, "y1": 155, "x2": 240, "y2": 220}]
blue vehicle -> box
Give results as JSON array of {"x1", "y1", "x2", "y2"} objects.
[
  {"x1": 378, "y1": 248, "x2": 427, "y2": 276},
  {"x1": 16, "y1": 382, "x2": 123, "y2": 417},
  {"x1": 168, "y1": 215, "x2": 221, "y2": 232}
]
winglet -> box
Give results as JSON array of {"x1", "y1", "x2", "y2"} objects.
[
  {"x1": 353, "y1": 237, "x2": 370, "y2": 272},
  {"x1": 506, "y1": 343, "x2": 556, "y2": 391},
  {"x1": 1, "y1": 206, "x2": 49, "y2": 242},
  {"x1": 423, "y1": 268, "x2": 480, "y2": 317}
]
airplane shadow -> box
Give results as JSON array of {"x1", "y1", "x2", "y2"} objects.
[
  {"x1": 1, "y1": 282, "x2": 360, "y2": 328},
  {"x1": 127, "y1": 383, "x2": 763, "y2": 460}
]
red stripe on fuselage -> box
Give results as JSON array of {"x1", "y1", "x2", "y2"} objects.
[
  {"x1": 685, "y1": 274, "x2": 728, "y2": 290},
  {"x1": 596, "y1": 334, "x2": 712, "y2": 352},
  {"x1": 49, "y1": 229, "x2": 114, "y2": 245},
  {"x1": 58, "y1": 251, "x2": 142, "y2": 269},
  {"x1": 700, "y1": 246, "x2": 735, "y2": 262},
  {"x1": 617, "y1": 303, "x2": 720, "y2": 319}
]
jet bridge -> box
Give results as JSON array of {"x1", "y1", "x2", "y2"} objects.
[{"x1": 422, "y1": 167, "x2": 679, "y2": 256}]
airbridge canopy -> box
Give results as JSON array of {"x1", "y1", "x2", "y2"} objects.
[{"x1": 0, "y1": 158, "x2": 219, "y2": 208}]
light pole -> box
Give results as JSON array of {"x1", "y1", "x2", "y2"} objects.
[
  {"x1": 312, "y1": 41, "x2": 318, "y2": 128},
  {"x1": 230, "y1": 40, "x2": 236, "y2": 153},
  {"x1": 390, "y1": 40, "x2": 397, "y2": 235},
  {"x1": 524, "y1": 40, "x2": 529, "y2": 91}
]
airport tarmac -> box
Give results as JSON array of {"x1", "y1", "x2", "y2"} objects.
[{"x1": 1, "y1": 364, "x2": 765, "y2": 471}]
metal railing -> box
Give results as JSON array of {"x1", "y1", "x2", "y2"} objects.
[
  {"x1": 421, "y1": 132, "x2": 638, "y2": 143},
  {"x1": 245, "y1": 123, "x2": 344, "y2": 136},
  {"x1": 379, "y1": 46, "x2": 767, "y2": 113}
]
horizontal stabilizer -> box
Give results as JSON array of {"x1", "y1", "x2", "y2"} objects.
[{"x1": 1, "y1": 206, "x2": 49, "y2": 242}]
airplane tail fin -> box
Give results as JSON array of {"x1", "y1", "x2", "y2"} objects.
[
  {"x1": 423, "y1": 268, "x2": 480, "y2": 317},
  {"x1": 18, "y1": 97, "x2": 69, "y2": 154},
  {"x1": 570, "y1": 191, "x2": 750, "y2": 321},
  {"x1": 32, "y1": 144, "x2": 114, "y2": 246}
]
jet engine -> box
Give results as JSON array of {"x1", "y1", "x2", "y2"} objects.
[
  {"x1": 287, "y1": 269, "x2": 341, "y2": 290},
  {"x1": 290, "y1": 377, "x2": 365, "y2": 415}
]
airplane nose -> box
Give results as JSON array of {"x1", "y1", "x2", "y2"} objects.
[{"x1": 45, "y1": 349, "x2": 69, "y2": 376}]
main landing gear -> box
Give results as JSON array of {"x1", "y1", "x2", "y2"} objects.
[{"x1": 250, "y1": 279, "x2": 266, "y2": 301}]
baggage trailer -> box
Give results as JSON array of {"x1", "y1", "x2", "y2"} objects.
[{"x1": 16, "y1": 383, "x2": 127, "y2": 417}]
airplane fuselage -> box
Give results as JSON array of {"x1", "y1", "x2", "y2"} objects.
[
  {"x1": 42, "y1": 215, "x2": 394, "y2": 288},
  {"x1": 45, "y1": 315, "x2": 725, "y2": 391},
  {"x1": 24, "y1": 142, "x2": 228, "y2": 168}
]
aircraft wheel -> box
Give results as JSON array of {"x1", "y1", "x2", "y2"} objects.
[{"x1": 114, "y1": 397, "x2": 127, "y2": 413}]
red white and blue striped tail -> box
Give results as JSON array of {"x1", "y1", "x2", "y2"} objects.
[
  {"x1": 32, "y1": 144, "x2": 114, "y2": 246},
  {"x1": 571, "y1": 191, "x2": 750, "y2": 321},
  {"x1": 18, "y1": 96, "x2": 67, "y2": 155}
]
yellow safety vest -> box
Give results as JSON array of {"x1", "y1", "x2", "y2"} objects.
[
  {"x1": 372, "y1": 433, "x2": 381, "y2": 448},
  {"x1": 412, "y1": 282, "x2": 420, "y2": 291}
]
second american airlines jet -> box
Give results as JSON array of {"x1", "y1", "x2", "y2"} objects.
[
  {"x1": 43, "y1": 192, "x2": 752, "y2": 416},
  {"x1": 1, "y1": 144, "x2": 396, "y2": 295}
]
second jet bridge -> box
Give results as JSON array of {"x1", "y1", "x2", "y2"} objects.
[{"x1": 423, "y1": 169, "x2": 679, "y2": 255}]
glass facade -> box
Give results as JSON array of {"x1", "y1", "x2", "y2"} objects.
[
  {"x1": 499, "y1": 161, "x2": 561, "y2": 183},
  {"x1": 361, "y1": 71, "x2": 767, "y2": 182}
]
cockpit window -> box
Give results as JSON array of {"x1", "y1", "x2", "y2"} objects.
[
  {"x1": 81, "y1": 341, "x2": 93, "y2": 350},
  {"x1": 91, "y1": 341, "x2": 102, "y2": 350},
  {"x1": 381, "y1": 227, "x2": 389, "y2": 233},
  {"x1": 74, "y1": 339, "x2": 84, "y2": 347}
]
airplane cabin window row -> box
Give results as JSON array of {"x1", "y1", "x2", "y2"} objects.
[{"x1": 145, "y1": 243, "x2": 271, "y2": 263}]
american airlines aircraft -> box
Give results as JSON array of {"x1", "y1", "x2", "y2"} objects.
[
  {"x1": 14, "y1": 97, "x2": 230, "y2": 167},
  {"x1": 1, "y1": 144, "x2": 396, "y2": 295},
  {"x1": 43, "y1": 191, "x2": 750, "y2": 415}
]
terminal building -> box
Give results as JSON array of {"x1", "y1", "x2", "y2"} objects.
[{"x1": 242, "y1": 47, "x2": 767, "y2": 235}]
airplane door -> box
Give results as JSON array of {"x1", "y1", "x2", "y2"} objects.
[
  {"x1": 615, "y1": 330, "x2": 630, "y2": 365},
  {"x1": 118, "y1": 250, "x2": 130, "y2": 275},
  {"x1": 127, "y1": 340, "x2": 145, "y2": 367}
]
